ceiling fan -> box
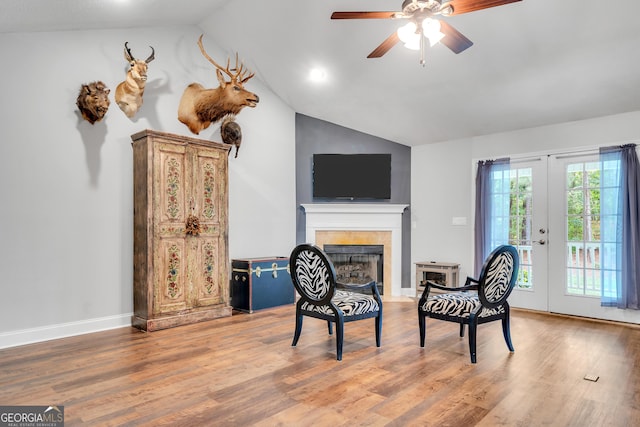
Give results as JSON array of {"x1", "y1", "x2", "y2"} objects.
[{"x1": 331, "y1": 0, "x2": 522, "y2": 65}]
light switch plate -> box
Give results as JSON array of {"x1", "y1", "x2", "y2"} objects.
[{"x1": 452, "y1": 217, "x2": 467, "y2": 226}]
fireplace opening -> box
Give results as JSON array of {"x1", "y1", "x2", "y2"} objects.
[{"x1": 323, "y1": 244, "x2": 384, "y2": 295}]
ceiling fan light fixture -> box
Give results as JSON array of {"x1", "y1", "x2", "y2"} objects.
[
  {"x1": 332, "y1": 0, "x2": 522, "y2": 62},
  {"x1": 427, "y1": 31, "x2": 445, "y2": 47},
  {"x1": 397, "y1": 21, "x2": 418, "y2": 44},
  {"x1": 422, "y1": 18, "x2": 440, "y2": 36},
  {"x1": 404, "y1": 39, "x2": 421, "y2": 50},
  {"x1": 422, "y1": 18, "x2": 444, "y2": 47},
  {"x1": 397, "y1": 21, "x2": 422, "y2": 50}
]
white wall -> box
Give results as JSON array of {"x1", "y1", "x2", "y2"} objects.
[
  {"x1": 411, "y1": 111, "x2": 640, "y2": 285},
  {"x1": 0, "y1": 26, "x2": 296, "y2": 348}
]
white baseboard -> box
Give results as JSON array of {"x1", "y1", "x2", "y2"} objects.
[
  {"x1": 402, "y1": 288, "x2": 416, "y2": 297},
  {"x1": 0, "y1": 313, "x2": 133, "y2": 349}
]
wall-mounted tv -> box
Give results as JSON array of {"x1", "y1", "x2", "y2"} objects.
[{"x1": 312, "y1": 153, "x2": 391, "y2": 199}]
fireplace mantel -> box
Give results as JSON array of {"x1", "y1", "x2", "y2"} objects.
[{"x1": 301, "y1": 204, "x2": 408, "y2": 296}]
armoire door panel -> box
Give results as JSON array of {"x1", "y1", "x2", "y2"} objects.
[
  {"x1": 191, "y1": 237, "x2": 223, "y2": 306},
  {"x1": 156, "y1": 144, "x2": 187, "y2": 224},
  {"x1": 154, "y1": 238, "x2": 188, "y2": 314},
  {"x1": 194, "y1": 148, "x2": 225, "y2": 223}
]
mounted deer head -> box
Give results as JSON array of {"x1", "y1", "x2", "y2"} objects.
[
  {"x1": 178, "y1": 34, "x2": 259, "y2": 135},
  {"x1": 115, "y1": 42, "x2": 155, "y2": 118}
]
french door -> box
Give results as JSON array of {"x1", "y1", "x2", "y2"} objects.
[
  {"x1": 505, "y1": 157, "x2": 549, "y2": 312},
  {"x1": 505, "y1": 152, "x2": 640, "y2": 322},
  {"x1": 547, "y1": 154, "x2": 640, "y2": 322}
]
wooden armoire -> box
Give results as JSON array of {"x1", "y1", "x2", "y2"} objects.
[{"x1": 131, "y1": 130, "x2": 232, "y2": 331}]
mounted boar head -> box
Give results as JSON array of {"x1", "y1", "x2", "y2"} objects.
[
  {"x1": 178, "y1": 34, "x2": 259, "y2": 135},
  {"x1": 115, "y1": 42, "x2": 155, "y2": 118},
  {"x1": 76, "y1": 81, "x2": 111, "y2": 124}
]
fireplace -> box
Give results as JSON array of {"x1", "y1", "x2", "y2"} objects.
[
  {"x1": 301, "y1": 204, "x2": 408, "y2": 296},
  {"x1": 324, "y1": 244, "x2": 384, "y2": 294}
]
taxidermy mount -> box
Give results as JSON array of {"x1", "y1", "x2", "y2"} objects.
[
  {"x1": 76, "y1": 81, "x2": 110, "y2": 124},
  {"x1": 220, "y1": 116, "x2": 242, "y2": 158},
  {"x1": 115, "y1": 42, "x2": 155, "y2": 118},
  {"x1": 178, "y1": 34, "x2": 259, "y2": 135}
]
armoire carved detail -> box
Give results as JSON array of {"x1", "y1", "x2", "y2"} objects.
[{"x1": 131, "y1": 130, "x2": 231, "y2": 331}]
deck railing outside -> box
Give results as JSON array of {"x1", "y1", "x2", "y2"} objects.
[{"x1": 513, "y1": 242, "x2": 601, "y2": 297}]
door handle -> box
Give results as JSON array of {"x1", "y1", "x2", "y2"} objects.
[{"x1": 534, "y1": 239, "x2": 546, "y2": 245}]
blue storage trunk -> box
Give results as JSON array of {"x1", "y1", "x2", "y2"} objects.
[{"x1": 230, "y1": 257, "x2": 294, "y2": 313}]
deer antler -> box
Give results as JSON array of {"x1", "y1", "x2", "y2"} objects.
[
  {"x1": 232, "y1": 53, "x2": 255, "y2": 83},
  {"x1": 145, "y1": 46, "x2": 155, "y2": 63},
  {"x1": 197, "y1": 35, "x2": 230, "y2": 76},
  {"x1": 124, "y1": 41, "x2": 134, "y2": 61},
  {"x1": 197, "y1": 35, "x2": 254, "y2": 83},
  {"x1": 124, "y1": 42, "x2": 155, "y2": 63}
]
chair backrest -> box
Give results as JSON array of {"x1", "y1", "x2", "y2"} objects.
[
  {"x1": 289, "y1": 244, "x2": 337, "y2": 305},
  {"x1": 477, "y1": 245, "x2": 519, "y2": 308}
]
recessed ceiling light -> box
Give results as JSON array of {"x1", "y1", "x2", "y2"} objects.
[{"x1": 309, "y1": 68, "x2": 327, "y2": 82}]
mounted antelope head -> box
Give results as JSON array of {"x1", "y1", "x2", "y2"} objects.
[
  {"x1": 76, "y1": 81, "x2": 110, "y2": 124},
  {"x1": 115, "y1": 42, "x2": 155, "y2": 118},
  {"x1": 178, "y1": 34, "x2": 259, "y2": 135}
]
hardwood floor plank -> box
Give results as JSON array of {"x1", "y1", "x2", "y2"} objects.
[{"x1": 1, "y1": 302, "x2": 639, "y2": 426}]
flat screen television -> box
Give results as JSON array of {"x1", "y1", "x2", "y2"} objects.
[{"x1": 312, "y1": 153, "x2": 391, "y2": 199}]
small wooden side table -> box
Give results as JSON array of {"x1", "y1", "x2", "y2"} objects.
[{"x1": 415, "y1": 261, "x2": 460, "y2": 297}]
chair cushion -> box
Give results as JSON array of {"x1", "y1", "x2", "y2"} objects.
[
  {"x1": 301, "y1": 290, "x2": 379, "y2": 317},
  {"x1": 422, "y1": 292, "x2": 505, "y2": 318}
]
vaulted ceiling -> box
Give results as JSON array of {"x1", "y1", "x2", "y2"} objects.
[{"x1": 3, "y1": 0, "x2": 640, "y2": 146}]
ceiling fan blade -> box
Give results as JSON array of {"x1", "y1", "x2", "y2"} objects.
[
  {"x1": 331, "y1": 12, "x2": 398, "y2": 20},
  {"x1": 367, "y1": 32, "x2": 400, "y2": 58},
  {"x1": 439, "y1": 21, "x2": 473, "y2": 54},
  {"x1": 448, "y1": 0, "x2": 521, "y2": 15}
]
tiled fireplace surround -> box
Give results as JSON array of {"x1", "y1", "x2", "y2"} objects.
[{"x1": 301, "y1": 204, "x2": 409, "y2": 297}]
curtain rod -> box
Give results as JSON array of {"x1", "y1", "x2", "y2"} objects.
[
  {"x1": 511, "y1": 148, "x2": 599, "y2": 162},
  {"x1": 478, "y1": 141, "x2": 639, "y2": 165},
  {"x1": 509, "y1": 156, "x2": 543, "y2": 164},
  {"x1": 552, "y1": 149, "x2": 600, "y2": 160}
]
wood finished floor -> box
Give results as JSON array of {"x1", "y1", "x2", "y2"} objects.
[{"x1": 1, "y1": 301, "x2": 640, "y2": 426}]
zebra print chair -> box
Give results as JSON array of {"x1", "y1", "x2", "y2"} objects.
[
  {"x1": 289, "y1": 244, "x2": 382, "y2": 361},
  {"x1": 418, "y1": 245, "x2": 519, "y2": 363}
]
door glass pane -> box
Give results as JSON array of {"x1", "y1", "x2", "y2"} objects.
[
  {"x1": 509, "y1": 168, "x2": 533, "y2": 289},
  {"x1": 565, "y1": 162, "x2": 601, "y2": 296}
]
